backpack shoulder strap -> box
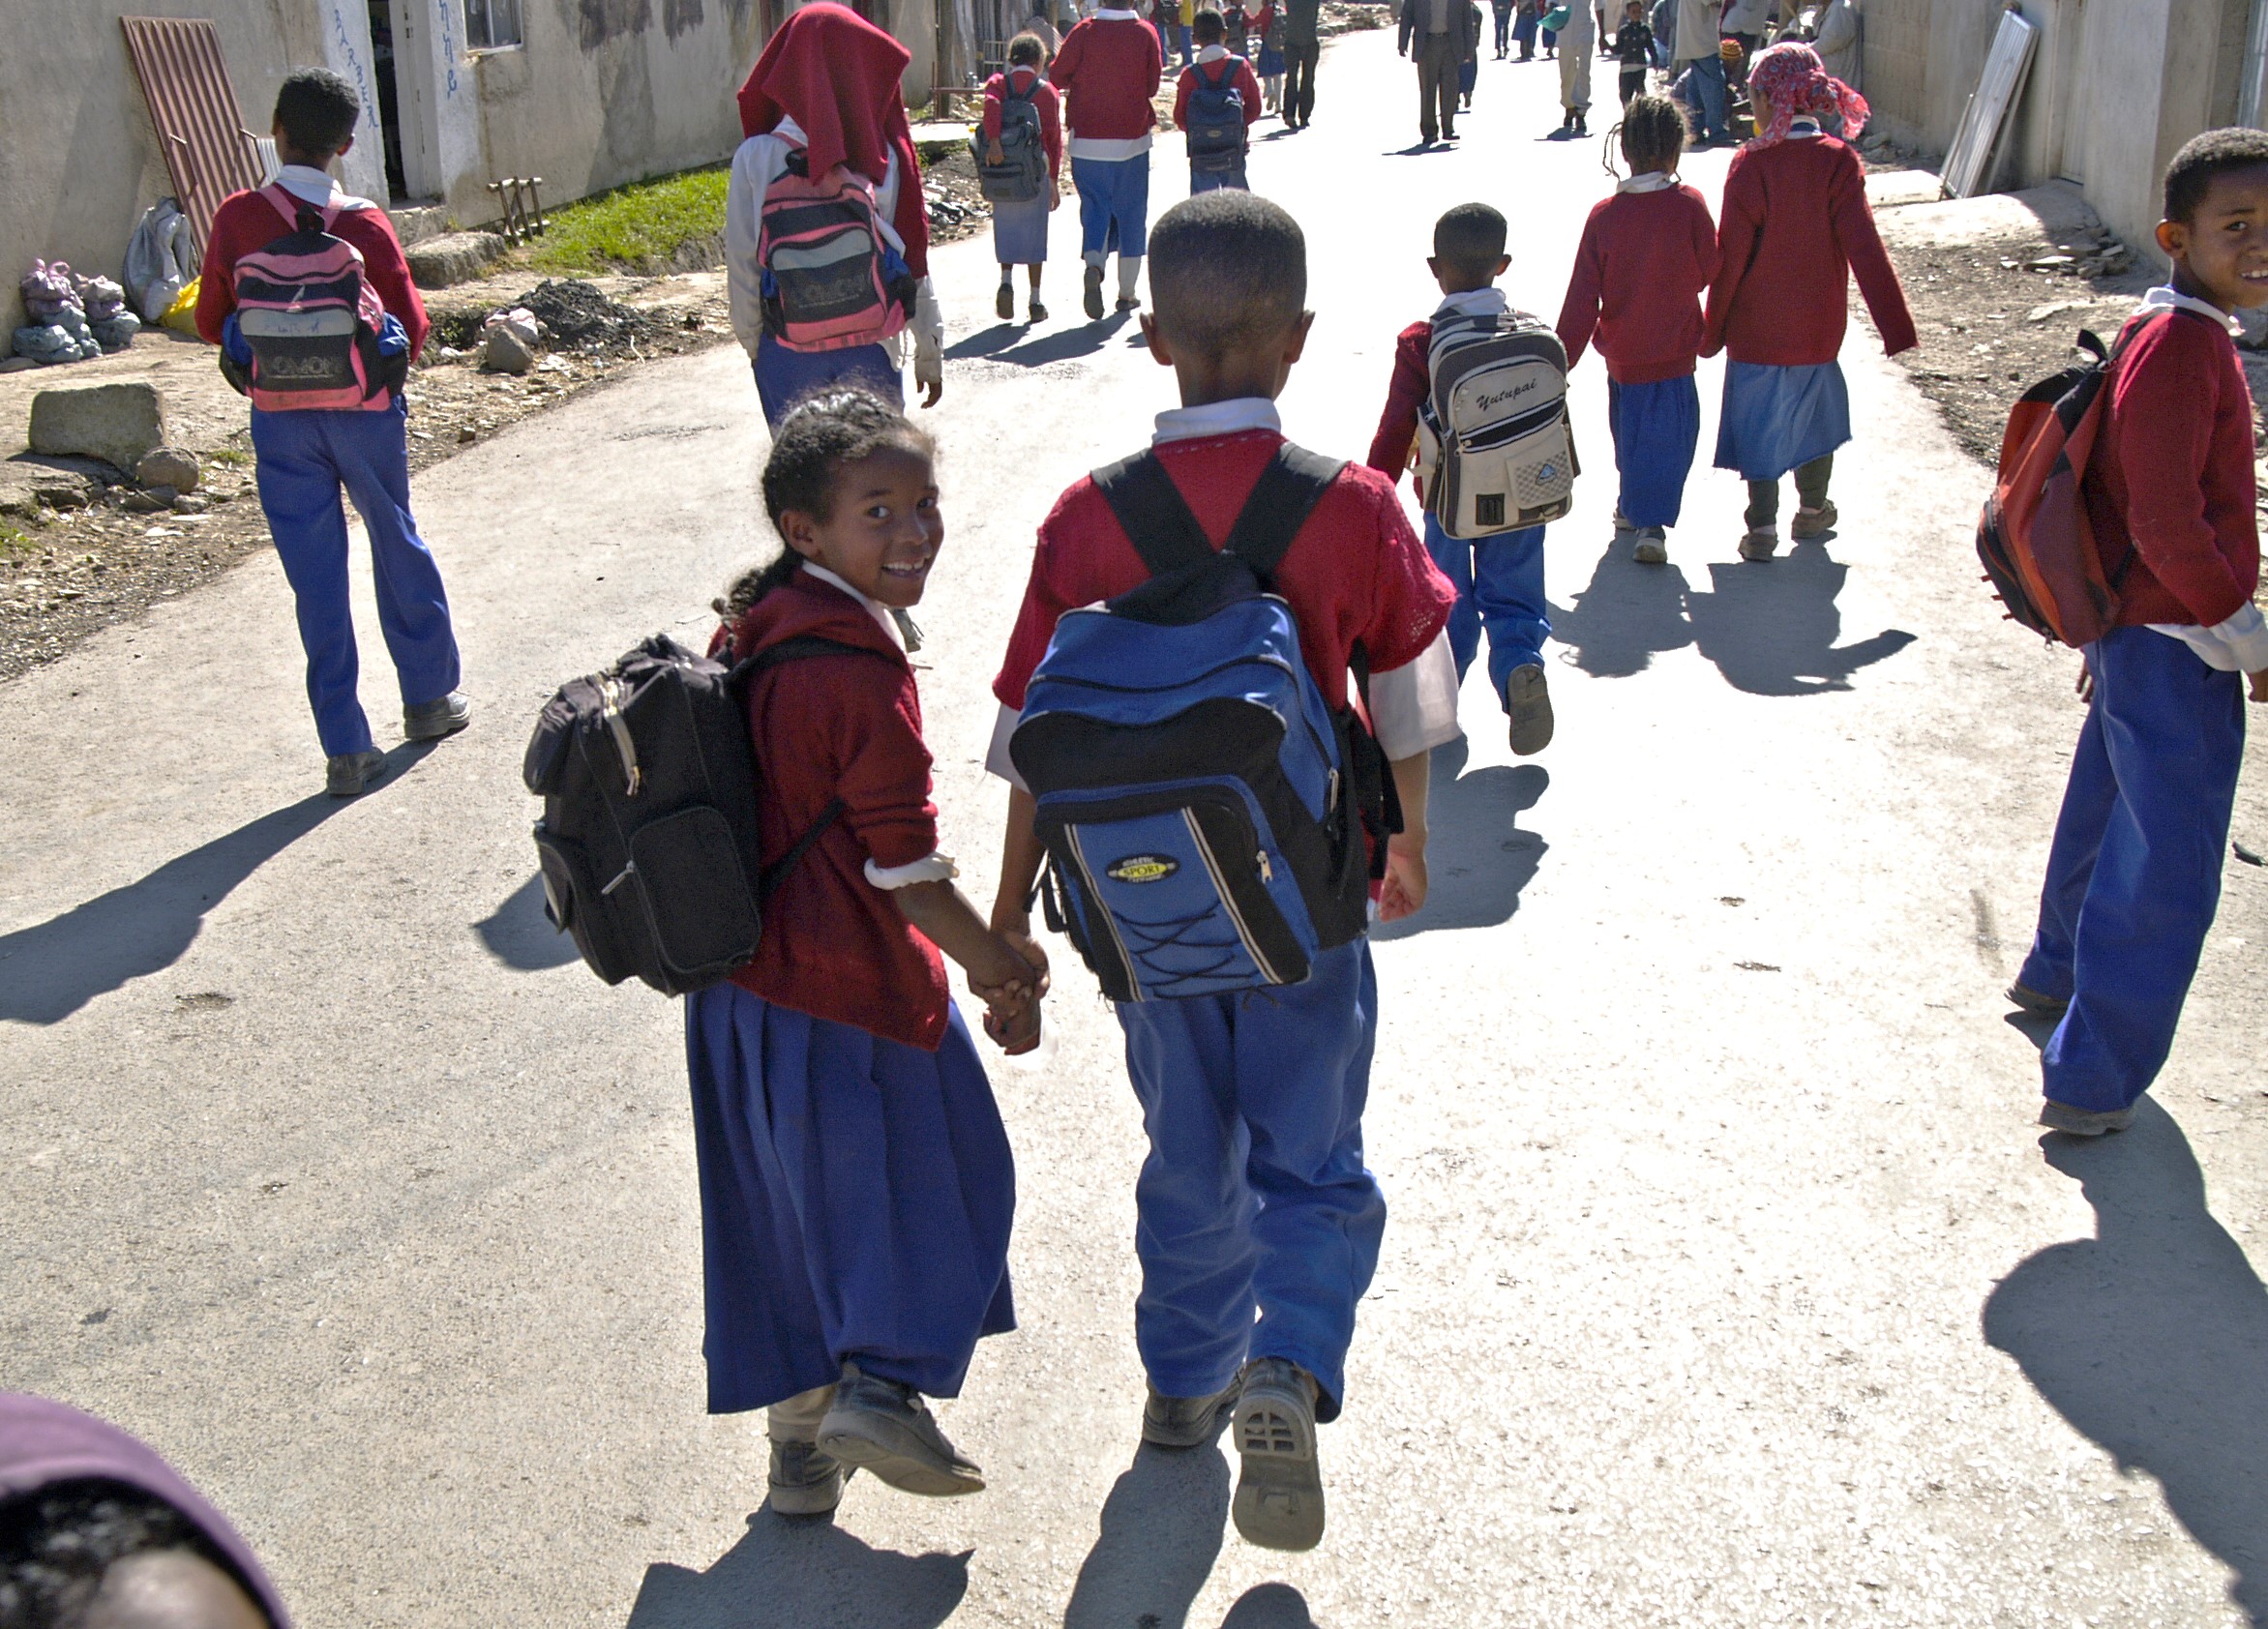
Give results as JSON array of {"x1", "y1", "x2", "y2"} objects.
[
  {"x1": 1220, "y1": 443, "x2": 1347, "y2": 580},
  {"x1": 729, "y1": 632, "x2": 892, "y2": 687},
  {"x1": 1092, "y1": 450, "x2": 1217, "y2": 579}
]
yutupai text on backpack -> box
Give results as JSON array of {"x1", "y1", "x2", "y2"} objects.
[
  {"x1": 1974, "y1": 312, "x2": 2198, "y2": 647},
  {"x1": 523, "y1": 632, "x2": 882, "y2": 996},
  {"x1": 1416, "y1": 307, "x2": 1578, "y2": 538},
  {"x1": 971, "y1": 76, "x2": 1048, "y2": 203},
  {"x1": 224, "y1": 184, "x2": 407, "y2": 412},
  {"x1": 1009, "y1": 445, "x2": 1398, "y2": 1003},
  {"x1": 757, "y1": 149, "x2": 915, "y2": 353}
]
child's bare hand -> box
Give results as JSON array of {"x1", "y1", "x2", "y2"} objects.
[
  {"x1": 997, "y1": 927, "x2": 1051, "y2": 999},
  {"x1": 2075, "y1": 661, "x2": 2096, "y2": 703},
  {"x1": 2249, "y1": 667, "x2": 2268, "y2": 704},
  {"x1": 1379, "y1": 840, "x2": 1428, "y2": 922},
  {"x1": 987, "y1": 137, "x2": 1007, "y2": 163},
  {"x1": 984, "y1": 998, "x2": 1043, "y2": 1053}
]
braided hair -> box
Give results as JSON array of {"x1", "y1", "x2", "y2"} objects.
[
  {"x1": 715, "y1": 388, "x2": 936, "y2": 622},
  {"x1": 1602, "y1": 91, "x2": 1686, "y2": 180}
]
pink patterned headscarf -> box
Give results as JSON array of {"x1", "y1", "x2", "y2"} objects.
[{"x1": 1746, "y1": 41, "x2": 1869, "y2": 147}]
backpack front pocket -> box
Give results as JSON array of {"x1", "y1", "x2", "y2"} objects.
[
  {"x1": 622, "y1": 805, "x2": 761, "y2": 991},
  {"x1": 770, "y1": 226, "x2": 886, "y2": 331}
]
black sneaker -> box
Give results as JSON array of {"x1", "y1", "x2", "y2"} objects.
[
  {"x1": 1028, "y1": 297, "x2": 1049, "y2": 322},
  {"x1": 325, "y1": 751, "x2": 387, "y2": 797},
  {"x1": 403, "y1": 691, "x2": 470, "y2": 742},
  {"x1": 817, "y1": 1362, "x2": 985, "y2": 1496},
  {"x1": 2040, "y1": 1100, "x2": 2135, "y2": 1137},
  {"x1": 1231, "y1": 1358, "x2": 1325, "y2": 1552},
  {"x1": 2006, "y1": 981, "x2": 2069, "y2": 1018},
  {"x1": 1084, "y1": 264, "x2": 1105, "y2": 320},
  {"x1": 1142, "y1": 1381, "x2": 1238, "y2": 1449},
  {"x1": 767, "y1": 1439, "x2": 848, "y2": 1518},
  {"x1": 1505, "y1": 663, "x2": 1554, "y2": 755},
  {"x1": 996, "y1": 282, "x2": 1016, "y2": 321}
]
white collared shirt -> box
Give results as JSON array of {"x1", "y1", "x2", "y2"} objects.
[
  {"x1": 802, "y1": 563, "x2": 907, "y2": 650},
  {"x1": 272, "y1": 163, "x2": 374, "y2": 213},
  {"x1": 2125, "y1": 287, "x2": 2268, "y2": 670},
  {"x1": 1617, "y1": 168, "x2": 1679, "y2": 193},
  {"x1": 1195, "y1": 42, "x2": 1229, "y2": 61},
  {"x1": 1433, "y1": 285, "x2": 1508, "y2": 322},
  {"x1": 1066, "y1": 11, "x2": 1157, "y2": 161},
  {"x1": 984, "y1": 398, "x2": 1463, "y2": 787}
]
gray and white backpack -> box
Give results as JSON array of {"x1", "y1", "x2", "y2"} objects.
[{"x1": 1415, "y1": 308, "x2": 1578, "y2": 538}]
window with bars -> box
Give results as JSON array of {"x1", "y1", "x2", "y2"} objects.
[{"x1": 467, "y1": 0, "x2": 525, "y2": 49}]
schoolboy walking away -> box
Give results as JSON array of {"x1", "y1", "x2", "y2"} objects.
[
  {"x1": 2009, "y1": 131, "x2": 2268, "y2": 1138},
  {"x1": 1281, "y1": 0, "x2": 1323, "y2": 127},
  {"x1": 729, "y1": 5, "x2": 945, "y2": 428},
  {"x1": 1491, "y1": 0, "x2": 1515, "y2": 58},
  {"x1": 1609, "y1": 0, "x2": 1654, "y2": 104},
  {"x1": 1176, "y1": 11, "x2": 1265, "y2": 192},
  {"x1": 986, "y1": 193, "x2": 1458, "y2": 1551},
  {"x1": 1458, "y1": 0, "x2": 1484, "y2": 109},
  {"x1": 694, "y1": 390, "x2": 1046, "y2": 1519},
  {"x1": 1555, "y1": 95, "x2": 1717, "y2": 565},
  {"x1": 983, "y1": 33, "x2": 1066, "y2": 322},
  {"x1": 195, "y1": 68, "x2": 465, "y2": 799},
  {"x1": 1398, "y1": 0, "x2": 1479, "y2": 145},
  {"x1": 1052, "y1": 1, "x2": 1165, "y2": 318},
  {"x1": 1370, "y1": 203, "x2": 1558, "y2": 755},
  {"x1": 1701, "y1": 44, "x2": 1913, "y2": 560},
  {"x1": 1553, "y1": 0, "x2": 1600, "y2": 133}
]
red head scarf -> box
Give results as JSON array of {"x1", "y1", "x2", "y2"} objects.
[
  {"x1": 1745, "y1": 41, "x2": 1869, "y2": 148},
  {"x1": 737, "y1": 2, "x2": 930, "y2": 275}
]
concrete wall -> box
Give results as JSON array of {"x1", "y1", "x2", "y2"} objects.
[{"x1": 1861, "y1": 0, "x2": 2255, "y2": 256}]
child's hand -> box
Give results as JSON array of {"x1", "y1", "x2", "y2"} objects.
[
  {"x1": 1379, "y1": 837, "x2": 1429, "y2": 922},
  {"x1": 987, "y1": 137, "x2": 1007, "y2": 164},
  {"x1": 1048, "y1": 178, "x2": 1062, "y2": 211},
  {"x1": 2249, "y1": 667, "x2": 2268, "y2": 704},
  {"x1": 984, "y1": 997, "x2": 1044, "y2": 1053},
  {"x1": 2075, "y1": 660, "x2": 2096, "y2": 704}
]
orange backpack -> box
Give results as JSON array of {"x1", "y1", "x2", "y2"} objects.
[{"x1": 1975, "y1": 311, "x2": 2198, "y2": 646}]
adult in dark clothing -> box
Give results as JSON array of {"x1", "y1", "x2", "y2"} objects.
[
  {"x1": 1398, "y1": 0, "x2": 1481, "y2": 143},
  {"x1": 1282, "y1": 0, "x2": 1322, "y2": 127}
]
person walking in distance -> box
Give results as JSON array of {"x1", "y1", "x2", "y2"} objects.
[
  {"x1": 1175, "y1": 9, "x2": 1264, "y2": 191},
  {"x1": 1052, "y1": 0, "x2": 1165, "y2": 317},
  {"x1": 194, "y1": 69, "x2": 467, "y2": 798},
  {"x1": 983, "y1": 33, "x2": 1065, "y2": 322},
  {"x1": 1673, "y1": 0, "x2": 1729, "y2": 143},
  {"x1": 1280, "y1": 0, "x2": 1322, "y2": 126},
  {"x1": 1491, "y1": 0, "x2": 1516, "y2": 57},
  {"x1": 1399, "y1": 0, "x2": 1479, "y2": 144},
  {"x1": 1554, "y1": 0, "x2": 1600, "y2": 134}
]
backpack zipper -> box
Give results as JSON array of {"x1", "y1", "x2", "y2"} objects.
[
  {"x1": 1181, "y1": 808, "x2": 1282, "y2": 984},
  {"x1": 600, "y1": 675, "x2": 642, "y2": 796}
]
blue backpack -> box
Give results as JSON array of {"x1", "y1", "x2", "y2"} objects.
[
  {"x1": 1010, "y1": 446, "x2": 1395, "y2": 1002},
  {"x1": 1185, "y1": 59, "x2": 1247, "y2": 170}
]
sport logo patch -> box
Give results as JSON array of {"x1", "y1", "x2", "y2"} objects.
[{"x1": 1106, "y1": 854, "x2": 1179, "y2": 884}]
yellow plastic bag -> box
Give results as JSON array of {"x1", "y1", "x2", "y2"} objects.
[{"x1": 161, "y1": 278, "x2": 201, "y2": 336}]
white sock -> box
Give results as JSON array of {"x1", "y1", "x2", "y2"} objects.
[
  {"x1": 1119, "y1": 254, "x2": 1143, "y2": 300},
  {"x1": 1085, "y1": 251, "x2": 1107, "y2": 271},
  {"x1": 767, "y1": 1382, "x2": 835, "y2": 1444}
]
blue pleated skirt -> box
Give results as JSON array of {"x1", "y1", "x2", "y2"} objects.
[
  {"x1": 684, "y1": 986, "x2": 1017, "y2": 1413},
  {"x1": 992, "y1": 192, "x2": 1051, "y2": 266},
  {"x1": 1713, "y1": 359, "x2": 1851, "y2": 482}
]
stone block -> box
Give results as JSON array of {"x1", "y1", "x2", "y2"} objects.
[
  {"x1": 136, "y1": 446, "x2": 200, "y2": 492},
  {"x1": 406, "y1": 232, "x2": 510, "y2": 289},
  {"x1": 482, "y1": 326, "x2": 536, "y2": 374},
  {"x1": 28, "y1": 382, "x2": 166, "y2": 476}
]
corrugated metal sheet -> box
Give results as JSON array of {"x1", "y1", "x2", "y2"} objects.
[{"x1": 120, "y1": 15, "x2": 266, "y2": 261}]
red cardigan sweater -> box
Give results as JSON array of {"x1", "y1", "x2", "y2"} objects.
[
  {"x1": 724, "y1": 573, "x2": 951, "y2": 1051},
  {"x1": 2088, "y1": 307, "x2": 2260, "y2": 630},
  {"x1": 1702, "y1": 134, "x2": 1916, "y2": 367},
  {"x1": 1555, "y1": 183, "x2": 1720, "y2": 383},
  {"x1": 1050, "y1": 15, "x2": 1164, "y2": 141},
  {"x1": 982, "y1": 67, "x2": 1064, "y2": 179},
  {"x1": 195, "y1": 185, "x2": 429, "y2": 355}
]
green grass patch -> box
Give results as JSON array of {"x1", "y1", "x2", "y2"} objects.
[
  {"x1": 0, "y1": 522, "x2": 35, "y2": 559},
  {"x1": 207, "y1": 448, "x2": 251, "y2": 467},
  {"x1": 527, "y1": 166, "x2": 730, "y2": 274}
]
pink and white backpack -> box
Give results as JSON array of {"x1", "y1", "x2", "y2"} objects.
[
  {"x1": 756, "y1": 152, "x2": 913, "y2": 353},
  {"x1": 230, "y1": 185, "x2": 396, "y2": 411}
]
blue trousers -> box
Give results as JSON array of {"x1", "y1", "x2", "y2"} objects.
[
  {"x1": 250, "y1": 399, "x2": 460, "y2": 757},
  {"x1": 1677, "y1": 52, "x2": 1728, "y2": 141},
  {"x1": 1607, "y1": 372, "x2": 1700, "y2": 529},
  {"x1": 752, "y1": 334, "x2": 901, "y2": 429},
  {"x1": 2016, "y1": 628, "x2": 2246, "y2": 1111},
  {"x1": 685, "y1": 986, "x2": 1017, "y2": 1412},
  {"x1": 1423, "y1": 512, "x2": 1549, "y2": 700},
  {"x1": 1073, "y1": 155, "x2": 1151, "y2": 262},
  {"x1": 1188, "y1": 161, "x2": 1249, "y2": 193},
  {"x1": 1115, "y1": 939, "x2": 1385, "y2": 1418}
]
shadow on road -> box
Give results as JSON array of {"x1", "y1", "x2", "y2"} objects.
[
  {"x1": 625, "y1": 1512, "x2": 969, "y2": 1629},
  {"x1": 1219, "y1": 1585, "x2": 1320, "y2": 1628},
  {"x1": 1683, "y1": 540, "x2": 1916, "y2": 696},
  {"x1": 475, "y1": 874, "x2": 582, "y2": 971},
  {"x1": 1372, "y1": 737, "x2": 1547, "y2": 942},
  {"x1": 1063, "y1": 1442, "x2": 1230, "y2": 1629},
  {"x1": 945, "y1": 314, "x2": 1135, "y2": 369},
  {"x1": 1983, "y1": 1101, "x2": 2268, "y2": 1627},
  {"x1": 0, "y1": 744, "x2": 429, "y2": 1025},
  {"x1": 1551, "y1": 541, "x2": 1695, "y2": 677}
]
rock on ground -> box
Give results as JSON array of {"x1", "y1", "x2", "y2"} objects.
[
  {"x1": 135, "y1": 446, "x2": 200, "y2": 492},
  {"x1": 27, "y1": 381, "x2": 165, "y2": 475}
]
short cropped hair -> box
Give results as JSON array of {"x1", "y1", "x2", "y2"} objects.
[
  {"x1": 274, "y1": 67, "x2": 361, "y2": 157},
  {"x1": 1007, "y1": 29, "x2": 1048, "y2": 66},
  {"x1": 1432, "y1": 202, "x2": 1507, "y2": 280},
  {"x1": 1149, "y1": 191, "x2": 1306, "y2": 358},
  {"x1": 1192, "y1": 8, "x2": 1225, "y2": 42},
  {"x1": 2163, "y1": 128, "x2": 2268, "y2": 224}
]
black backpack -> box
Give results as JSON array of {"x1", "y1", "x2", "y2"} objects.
[
  {"x1": 971, "y1": 76, "x2": 1048, "y2": 203},
  {"x1": 522, "y1": 633, "x2": 873, "y2": 996}
]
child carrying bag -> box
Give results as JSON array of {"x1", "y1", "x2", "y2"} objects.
[
  {"x1": 225, "y1": 185, "x2": 405, "y2": 412},
  {"x1": 971, "y1": 77, "x2": 1048, "y2": 203},
  {"x1": 523, "y1": 633, "x2": 880, "y2": 996},
  {"x1": 1973, "y1": 313, "x2": 2195, "y2": 647},
  {"x1": 1009, "y1": 446, "x2": 1394, "y2": 1003},
  {"x1": 1184, "y1": 59, "x2": 1248, "y2": 173},
  {"x1": 1416, "y1": 307, "x2": 1578, "y2": 539},
  {"x1": 757, "y1": 149, "x2": 915, "y2": 352}
]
